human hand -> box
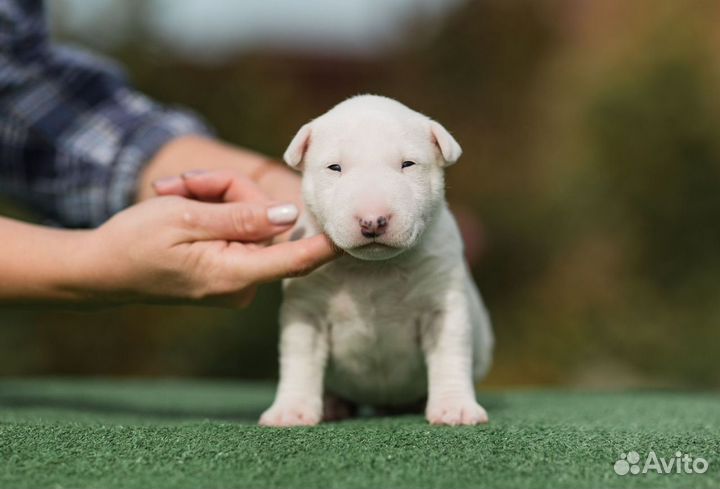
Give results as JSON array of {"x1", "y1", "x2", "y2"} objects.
[
  {"x1": 138, "y1": 136, "x2": 305, "y2": 242},
  {"x1": 78, "y1": 196, "x2": 337, "y2": 306},
  {"x1": 152, "y1": 168, "x2": 304, "y2": 243},
  {"x1": 152, "y1": 169, "x2": 270, "y2": 204}
]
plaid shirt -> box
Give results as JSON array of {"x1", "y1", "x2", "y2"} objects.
[{"x1": 0, "y1": 0, "x2": 211, "y2": 227}]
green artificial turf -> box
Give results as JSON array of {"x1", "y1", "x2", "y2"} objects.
[{"x1": 0, "y1": 379, "x2": 718, "y2": 488}]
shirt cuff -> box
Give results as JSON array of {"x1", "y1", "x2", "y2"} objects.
[{"x1": 104, "y1": 107, "x2": 213, "y2": 223}]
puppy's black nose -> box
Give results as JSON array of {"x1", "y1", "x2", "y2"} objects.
[{"x1": 359, "y1": 215, "x2": 389, "y2": 238}]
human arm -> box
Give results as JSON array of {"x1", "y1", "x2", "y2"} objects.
[
  {"x1": 0, "y1": 197, "x2": 337, "y2": 305},
  {"x1": 0, "y1": 1, "x2": 338, "y2": 306}
]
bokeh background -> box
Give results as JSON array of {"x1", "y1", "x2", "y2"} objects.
[{"x1": 2, "y1": 0, "x2": 719, "y2": 388}]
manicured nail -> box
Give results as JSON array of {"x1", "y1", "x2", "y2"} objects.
[
  {"x1": 181, "y1": 169, "x2": 207, "y2": 179},
  {"x1": 267, "y1": 204, "x2": 298, "y2": 225},
  {"x1": 152, "y1": 175, "x2": 182, "y2": 190}
]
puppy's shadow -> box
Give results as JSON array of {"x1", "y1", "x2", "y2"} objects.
[
  {"x1": 0, "y1": 393, "x2": 263, "y2": 422},
  {"x1": 0, "y1": 391, "x2": 507, "y2": 425},
  {"x1": 325, "y1": 394, "x2": 508, "y2": 425}
]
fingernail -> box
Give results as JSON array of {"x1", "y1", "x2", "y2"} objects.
[
  {"x1": 152, "y1": 175, "x2": 182, "y2": 190},
  {"x1": 267, "y1": 204, "x2": 298, "y2": 225},
  {"x1": 181, "y1": 169, "x2": 207, "y2": 179}
]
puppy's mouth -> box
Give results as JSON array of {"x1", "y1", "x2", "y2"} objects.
[
  {"x1": 352, "y1": 242, "x2": 399, "y2": 251},
  {"x1": 342, "y1": 240, "x2": 407, "y2": 261},
  {"x1": 335, "y1": 225, "x2": 420, "y2": 260}
]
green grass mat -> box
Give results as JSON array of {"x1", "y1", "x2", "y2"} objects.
[{"x1": 0, "y1": 379, "x2": 717, "y2": 488}]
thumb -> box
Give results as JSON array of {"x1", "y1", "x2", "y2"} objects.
[
  {"x1": 239, "y1": 234, "x2": 340, "y2": 282},
  {"x1": 181, "y1": 200, "x2": 299, "y2": 242}
]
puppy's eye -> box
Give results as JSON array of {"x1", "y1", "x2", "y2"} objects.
[
  {"x1": 401, "y1": 161, "x2": 416, "y2": 169},
  {"x1": 327, "y1": 164, "x2": 342, "y2": 172}
]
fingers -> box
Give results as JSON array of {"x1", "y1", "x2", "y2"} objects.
[
  {"x1": 189, "y1": 170, "x2": 270, "y2": 203},
  {"x1": 152, "y1": 176, "x2": 190, "y2": 197},
  {"x1": 181, "y1": 200, "x2": 299, "y2": 242},
  {"x1": 239, "y1": 234, "x2": 340, "y2": 283},
  {"x1": 154, "y1": 170, "x2": 269, "y2": 203}
]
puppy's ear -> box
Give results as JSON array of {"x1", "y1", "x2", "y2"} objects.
[
  {"x1": 430, "y1": 120, "x2": 462, "y2": 167},
  {"x1": 283, "y1": 123, "x2": 312, "y2": 169}
]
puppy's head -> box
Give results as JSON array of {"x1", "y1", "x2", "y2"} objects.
[{"x1": 284, "y1": 95, "x2": 462, "y2": 261}]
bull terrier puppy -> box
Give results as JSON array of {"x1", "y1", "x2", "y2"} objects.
[{"x1": 260, "y1": 95, "x2": 493, "y2": 426}]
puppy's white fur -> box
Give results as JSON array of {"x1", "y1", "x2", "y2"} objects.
[{"x1": 260, "y1": 95, "x2": 493, "y2": 426}]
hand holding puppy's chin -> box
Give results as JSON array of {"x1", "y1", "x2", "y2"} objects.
[{"x1": 71, "y1": 197, "x2": 337, "y2": 307}]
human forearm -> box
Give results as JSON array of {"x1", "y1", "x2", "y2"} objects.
[{"x1": 0, "y1": 217, "x2": 92, "y2": 303}]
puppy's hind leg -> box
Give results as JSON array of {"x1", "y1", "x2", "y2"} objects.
[
  {"x1": 322, "y1": 393, "x2": 358, "y2": 422},
  {"x1": 374, "y1": 397, "x2": 426, "y2": 417}
]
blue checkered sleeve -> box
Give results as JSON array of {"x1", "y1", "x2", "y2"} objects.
[{"x1": 0, "y1": 0, "x2": 213, "y2": 227}]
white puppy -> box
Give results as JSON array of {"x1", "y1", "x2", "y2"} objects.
[{"x1": 260, "y1": 95, "x2": 493, "y2": 426}]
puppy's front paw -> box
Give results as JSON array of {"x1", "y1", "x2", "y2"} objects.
[
  {"x1": 426, "y1": 397, "x2": 489, "y2": 426},
  {"x1": 259, "y1": 399, "x2": 322, "y2": 427}
]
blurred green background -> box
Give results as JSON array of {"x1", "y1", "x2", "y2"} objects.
[{"x1": 2, "y1": 0, "x2": 719, "y2": 388}]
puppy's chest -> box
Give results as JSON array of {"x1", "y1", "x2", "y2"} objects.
[
  {"x1": 323, "y1": 270, "x2": 441, "y2": 359},
  {"x1": 314, "y1": 267, "x2": 444, "y2": 404}
]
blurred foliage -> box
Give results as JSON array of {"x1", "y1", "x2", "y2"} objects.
[{"x1": 2, "y1": 0, "x2": 719, "y2": 387}]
